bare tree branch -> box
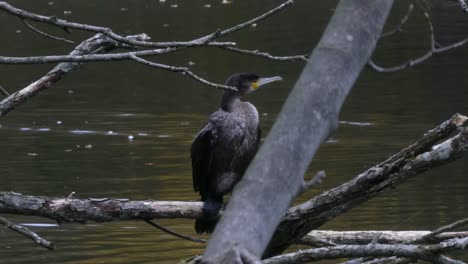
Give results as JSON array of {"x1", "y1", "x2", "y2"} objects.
[
  {"x1": 128, "y1": 54, "x2": 238, "y2": 91},
  {"x1": 0, "y1": 1, "x2": 292, "y2": 48},
  {"x1": 380, "y1": 2, "x2": 414, "y2": 39},
  {"x1": 0, "y1": 1, "x2": 308, "y2": 66},
  {"x1": 0, "y1": 216, "x2": 55, "y2": 250},
  {"x1": 299, "y1": 170, "x2": 326, "y2": 194},
  {"x1": 417, "y1": 217, "x2": 468, "y2": 243},
  {"x1": 22, "y1": 19, "x2": 76, "y2": 44},
  {"x1": 144, "y1": 220, "x2": 207, "y2": 244},
  {"x1": 0, "y1": 85, "x2": 9, "y2": 96},
  {"x1": 222, "y1": 47, "x2": 308, "y2": 62},
  {"x1": 369, "y1": 12, "x2": 468, "y2": 72},
  {"x1": 0, "y1": 33, "x2": 149, "y2": 117}
]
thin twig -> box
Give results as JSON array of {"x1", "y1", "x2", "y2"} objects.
[
  {"x1": 216, "y1": 0, "x2": 293, "y2": 37},
  {"x1": 22, "y1": 19, "x2": 75, "y2": 44},
  {"x1": 128, "y1": 53, "x2": 238, "y2": 91},
  {"x1": 144, "y1": 220, "x2": 206, "y2": 244},
  {"x1": 0, "y1": 216, "x2": 55, "y2": 250},
  {"x1": 301, "y1": 170, "x2": 326, "y2": 193},
  {"x1": 0, "y1": 85, "x2": 9, "y2": 96},
  {"x1": 0, "y1": 47, "x2": 179, "y2": 64},
  {"x1": 370, "y1": 11, "x2": 468, "y2": 73},
  {"x1": 222, "y1": 46, "x2": 308, "y2": 61},
  {"x1": 0, "y1": 1, "x2": 293, "y2": 49},
  {"x1": 418, "y1": 217, "x2": 468, "y2": 242},
  {"x1": 380, "y1": 2, "x2": 414, "y2": 39}
]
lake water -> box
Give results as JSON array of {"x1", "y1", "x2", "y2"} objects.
[{"x1": 1, "y1": 1, "x2": 468, "y2": 263}]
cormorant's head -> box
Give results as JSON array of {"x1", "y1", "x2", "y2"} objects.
[{"x1": 225, "y1": 72, "x2": 283, "y2": 96}]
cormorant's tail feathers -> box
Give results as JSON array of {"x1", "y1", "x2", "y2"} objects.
[
  {"x1": 195, "y1": 197, "x2": 222, "y2": 234},
  {"x1": 195, "y1": 217, "x2": 218, "y2": 234}
]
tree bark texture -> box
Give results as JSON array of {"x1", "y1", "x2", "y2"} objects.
[
  {"x1": 202, "y1": 1, "x2": 394, "y2": 262},
  {"x1": 0, "y1": 192, "x2": 203, "y2": 222}
]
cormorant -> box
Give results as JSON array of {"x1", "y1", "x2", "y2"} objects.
[{"x1": 191, "y1": 72, "x2": 282, "y2": 234}]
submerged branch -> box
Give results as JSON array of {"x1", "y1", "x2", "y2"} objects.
[{"x1": 0, "y1": 216, "x2": 55, "y2": 250}]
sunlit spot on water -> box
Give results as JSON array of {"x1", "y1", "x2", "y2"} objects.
[
  {"x1": 70, "y1": 129, "x2": 95, "y2": 135},
  {"x1": 37, "y1": 128, "x2": 51, "y2": 132},
  {"x1": 339, "y1": 121, "x2": 373, "y2": 126},
  {"x1": 116, "y1": 113, "x2": 136, "y2": 117},
  {"x1": 325, "y1": 138, "x2": 338, "y2": 144},
  {"x1": 20, "y1": 223, "x2": 59, "y2": 228},
  {"x1": 19, "y1": 127, "x2": 32, "y2": 131}
]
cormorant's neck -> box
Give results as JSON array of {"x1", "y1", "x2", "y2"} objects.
[{"x1": 221, "y1": 91, "x2": 241, "y2": 112}]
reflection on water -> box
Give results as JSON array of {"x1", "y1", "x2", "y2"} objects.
[{"x1": 1, "y1": 0, "x2": 468, "y2": 263}]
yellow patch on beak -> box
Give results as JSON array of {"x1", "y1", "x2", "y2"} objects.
[{"x1": 252, "y1": 81, "x2": 260, "y2": 90}]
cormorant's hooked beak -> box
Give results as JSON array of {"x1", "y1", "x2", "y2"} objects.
[{"x1": 252, "y1": 76, "x2": 283, "y2": 90}]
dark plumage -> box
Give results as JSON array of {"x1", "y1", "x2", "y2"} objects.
[{"x1": 191, "y1": 72, "x2": 282, "y2": 234}]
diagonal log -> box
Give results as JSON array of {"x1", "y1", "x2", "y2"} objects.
[{"x1": 265, "y1": 114, "x2": 468, "y2": 256}]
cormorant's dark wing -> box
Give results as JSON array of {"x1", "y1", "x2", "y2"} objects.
[{"x1": 191, "y1": 124, "x2": 215, "y2": 194}]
